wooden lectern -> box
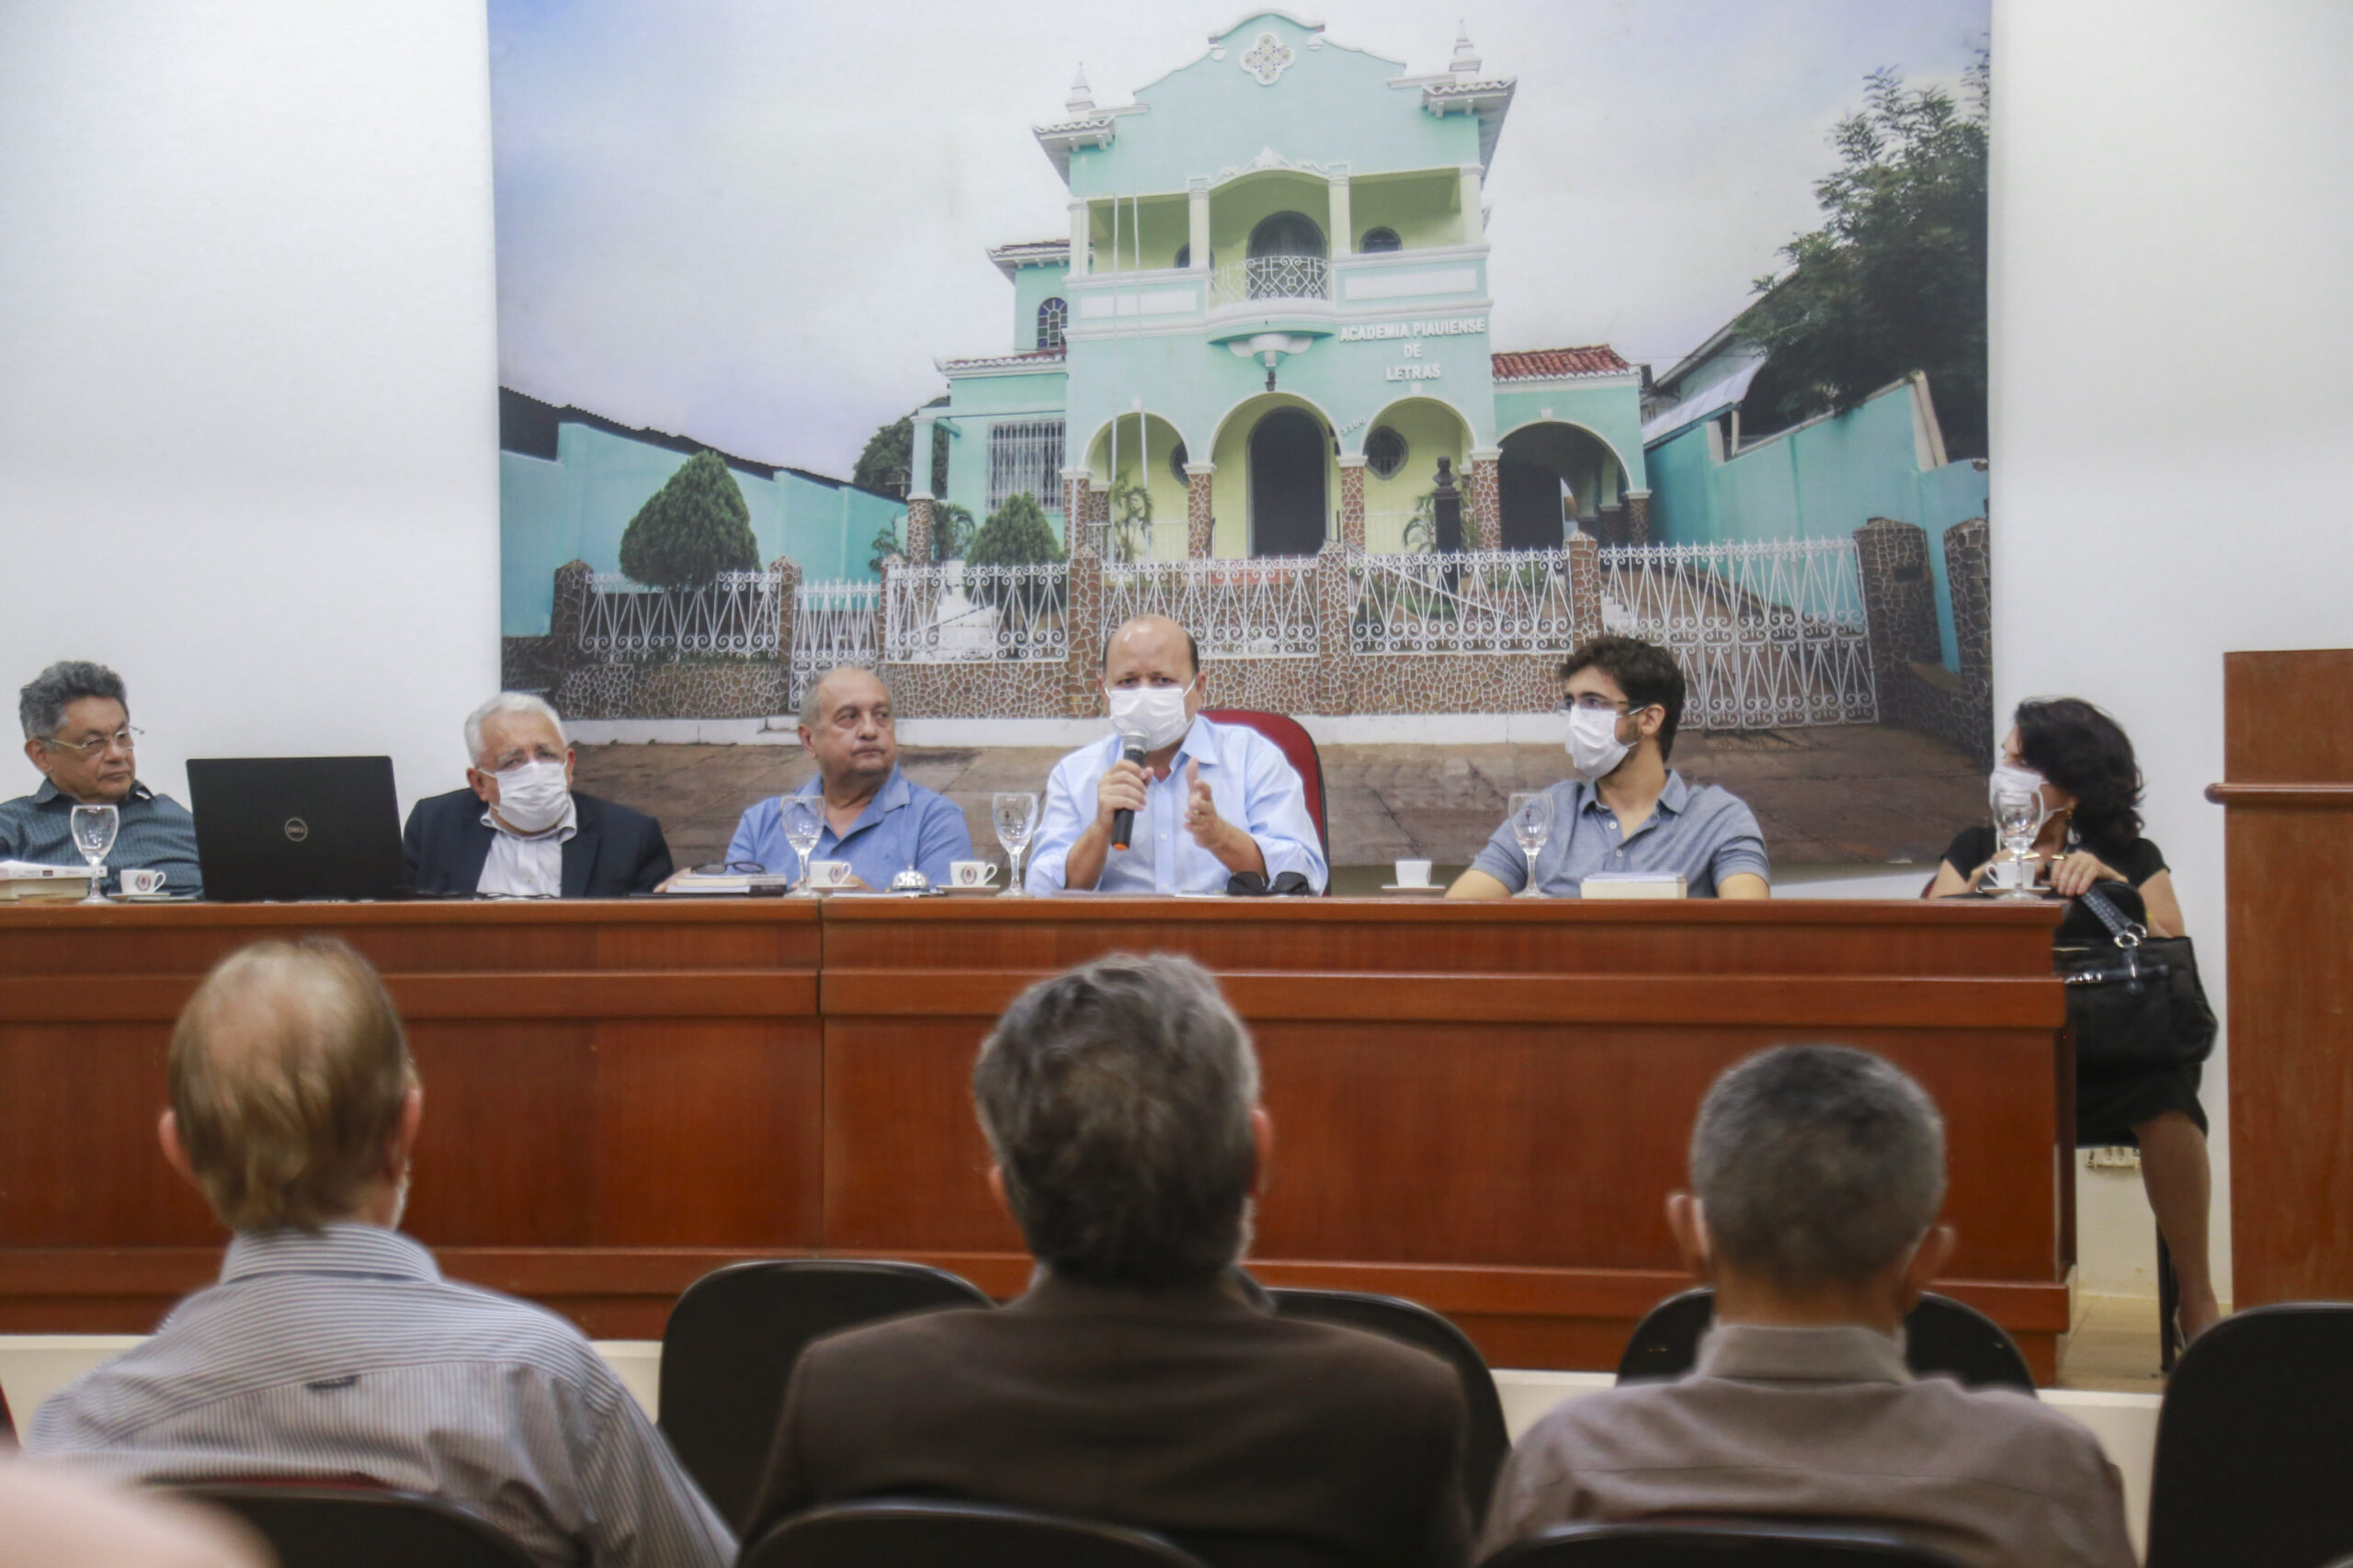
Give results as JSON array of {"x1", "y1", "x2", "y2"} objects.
[{"x1": 2208, "y1": 648, "x2": 2353, "y2": 1306}]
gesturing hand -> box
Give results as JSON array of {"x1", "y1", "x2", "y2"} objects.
[{"x1": 1182, "y1": 759, "x2": 1223, "y2": 848}]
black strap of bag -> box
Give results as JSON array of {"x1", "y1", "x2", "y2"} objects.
[{"x1": 2058, "y1": 882, "x2": 2217, "y2": 1069}]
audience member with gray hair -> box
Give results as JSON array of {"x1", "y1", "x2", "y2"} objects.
[
  {"x1": 29, "y1": 937, "x2": 734, "y2": 1568},
  {"x1": 1482, "y1": 1044, "x2": 2134, "y2": 1568},
  {"x1": 743, "y1": 953, "x2": 1471, "y2": 1568},
  {"x1": 719, "y1": 665, "x2": 968, "y2": 891},
  {"x1": 401, "y1": 690, "x2": 672, "y2": 897},
  {"x1": 3, "y1": 659, "x2": 202, "y2": 894}
]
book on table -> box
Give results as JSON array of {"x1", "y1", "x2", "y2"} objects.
[
  {"x1": 0, "y1": 861, "x2": 94, "y2": 903},
  {"x1": 1579, "y1": 870, "x2": 1686, "y2": 900}
]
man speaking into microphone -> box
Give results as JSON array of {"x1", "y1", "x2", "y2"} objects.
[{"x1": 1025, "y1": 615, "x2": 1325, "y2": 895}]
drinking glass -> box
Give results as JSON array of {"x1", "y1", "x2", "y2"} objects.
[
  {"x1": 992, "y1": 791, "x2": 1038, "y2": 897},
  {"x1": 782, "y1": 796, "x2": 824, "y2": 894},
  {"x1": 1992, "y1": 790, "x2": 2042, "y2": 902},
  {"x1": 69, "y1": 803, "x2": 119, "y2": 903},
  {"x1": 1506, "y1": 790, "x2": 1553, "y2": 898}
]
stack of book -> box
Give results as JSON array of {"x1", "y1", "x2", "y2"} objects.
[
  {"x1": 0, "y1": 861, "x2": 94, "y2": 903},
  {"x1": 1579, "y1": 870, "x2": 1687, "y2": 900}
]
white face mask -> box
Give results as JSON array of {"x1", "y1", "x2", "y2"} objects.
[
  {"x1": 1988, "y1": 762, "x2": 2050, "y2": 828},
  {"x1": 1563, "y1": 704, "x2": 1632, "y2": 783},
  {"x1": 1106, "y1": 681, "x2": 1195, "y2": 753},
  {"x1": 492, "y1": 757, "x2": 572, "y2": 834}
]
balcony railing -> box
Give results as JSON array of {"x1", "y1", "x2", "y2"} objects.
[{"x1": 1209, "y1": 255, "x2": 1332, "y2": 309}]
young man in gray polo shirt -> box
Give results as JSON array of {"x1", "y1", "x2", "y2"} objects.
[{"x1": 1449, "y1": 634, "x2": 1768, "y2": 899}]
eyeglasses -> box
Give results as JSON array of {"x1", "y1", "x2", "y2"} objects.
[
  {"x1": 1555, "y1": 695, "x2": 1630, "y2": 713},
  {"x1": 40, "y1": 725, "x2": 142, "y2": 757},
  {"x1": 692, "y1": 861, "x2": 768, "y2": 876}
]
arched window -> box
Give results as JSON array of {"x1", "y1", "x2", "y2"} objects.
[
  {"x1": 1360, "y1": 226, "x2": 1403, "y2": 254},
  {"x1": 1036, "y1": 297, "x2": 1068, "y2": 352},
  {"x1": 1173, "y1": 243, "x2": 1188, "y2": 270},
  {"x1": 1364, "y1": 425, "x2": 1408, "y2": 480},
  {"x1": 1248, "y1": 210, "x2": 1326, "y2": 259},
  {"x1": 1168, "y1": 438, "x2": 1190, "y2": 486}
]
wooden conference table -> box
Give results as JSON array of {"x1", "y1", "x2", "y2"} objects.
[{"x1": 0, "y1": 896, "x2": 2075, "y2": 1377}]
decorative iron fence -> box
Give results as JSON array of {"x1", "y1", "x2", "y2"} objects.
[
  {"x1": 786, "y1": 579, "x2": 880, "y2": 710},
  {"x1": 883, "y1": 562, "x2": 1069, "y2": 664},
  {"x1": 1597, "y1": 538, "x2": 1877, "y2": 728},
  {"x1": 1347, "y1": 549, "x2": 1580, "y2": 656},
  {"x1": 576, "y1": 571, "x2": 782, "y2": 658},
  {"x1": 1210, "y1": 255, "x2": 1332, "y2": 308},
  {"x1": 1101, "y1": 558, "x2": 1319, "y2": 658}
]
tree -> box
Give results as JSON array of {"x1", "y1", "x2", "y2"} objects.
[
  {"x1": 1740, "y1": 58, "x2": 1989, "y2": 459},
  {"x1": 866, "y1": 519, "x2": 903, "y2": 575},
  {"x1": 965, "y1": 491, "x2": 1063, "y2": 569},
  {"x1": 852, "y1": 405, "x2": 950, "y2": 498},
  {"x1": 930, "y1": 502, "x2": 976, "y2": 562},
  {"x1": 618, "y1": 449, "x2": 759, "y2": 588}
]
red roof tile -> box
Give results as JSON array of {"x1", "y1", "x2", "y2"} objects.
[
  {"x1": 1491, "y1": 346, "x2": 1632, "y2": 381},
  {"x1": 942, "y1": 346, "x2": 1068, "y2": 371}
]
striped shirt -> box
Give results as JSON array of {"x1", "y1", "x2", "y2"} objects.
[
  {"x1": 27, "y1": 1225, "x2": 733, "y2": 1568},
  {"x1": 0, "y1": 778, "x2": 203, "y2": 896}
]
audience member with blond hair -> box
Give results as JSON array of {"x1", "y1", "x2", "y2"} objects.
[
  {"x1": 1480, "y1": 1045, "x2": 2135, "y2": 1568},
  {"x1": 28, "y1": 937, "x2": 733, "y2": 1568}
]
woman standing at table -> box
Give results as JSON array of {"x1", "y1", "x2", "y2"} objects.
[{"x1": 1929, "y1": 698, "x2": 2220, "y2": 1340}]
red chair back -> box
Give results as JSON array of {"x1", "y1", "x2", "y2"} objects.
[{"x1": 1201, "y1": 710, "x2": 1329, "y2": 868}]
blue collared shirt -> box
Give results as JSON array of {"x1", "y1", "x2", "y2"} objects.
[
  {"x1": 1469, "y1": 770, "x2": 1770, "y2": 897},
  {"x1": 28, "y1": 1224, "x2": 734, "y2": 1568},
  {"x1": 0, "y1": 778, "x2": 204, "y2": 896},
  {"x1": 1028, "y1": 717, "x2": 1327, "y2": 894},
  {"x1": 727, "y1": 766, "x2": 972, "y2": 890}
]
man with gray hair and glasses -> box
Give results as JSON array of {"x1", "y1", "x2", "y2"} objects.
[
  {"x1": 403, "y1": 691, "x2": 672, "y2": 897},
  {"x1": 1481, "y1": 1046, "x2": 2133, "y2": 1568},
  {"x1": 28, "y1": 937, "x2": 735, "y2": 1568},
  {"x1": 742, "y1": 953, "x2": 1472, "y2": 1567},
  {"x1": 4, "y1": 660, "x2": 202, "y2": 894}
]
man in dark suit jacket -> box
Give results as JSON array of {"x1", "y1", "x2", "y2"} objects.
[
  {"x1": 402, "y1": 693, "x2": 672, "y2": 898},
  {"x1": 741, "y1": 954, "x2": 1471, "y2": 1568}
]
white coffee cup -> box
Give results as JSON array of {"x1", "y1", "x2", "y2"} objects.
[
  {"x1": 950, "y1": 860, "x2": 1000, "y2": 889},
  {"x1": 118, "y1": 868, "x2": 166, "y2": 896},
  {"x1": 808, "y1": 859, "x2": 857, "y2": 891},
  {"x1": 1394, "y1": 858, "x2": 1434, "y2": 889}
]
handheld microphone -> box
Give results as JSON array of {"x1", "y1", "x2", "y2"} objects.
[{"x1": 1109, "y1": 733, "x2": 1147, "y2": 851}]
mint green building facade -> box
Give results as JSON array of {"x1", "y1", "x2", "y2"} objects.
[{"x1": 920, "y1": 14, "x2": 1650, "y2": 562}]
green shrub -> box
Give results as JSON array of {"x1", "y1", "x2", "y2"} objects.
[
  {"x1": 619, "y1": 450, "x2": 758, "y2": 588},
  {"x1": 966, "y1": 491, "x2": 1063, "y2": 569}
]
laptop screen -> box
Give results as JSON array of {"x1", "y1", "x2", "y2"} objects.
[{"x1": 186, "y1": 756, "x2": 404, "y2": 903}]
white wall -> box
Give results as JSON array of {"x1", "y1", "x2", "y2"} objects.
[
  {"x1": 0, "y1": 2, "x2": 499, "y2": 820},
  {"x1": 1994, "y1": 0, "x2": 2353, "y2": 1298}
]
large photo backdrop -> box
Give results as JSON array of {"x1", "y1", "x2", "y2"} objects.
[{"x1": 491, "y1": 0, "x2": 1992, "y2": 873}]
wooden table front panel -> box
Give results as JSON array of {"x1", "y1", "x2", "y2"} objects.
[
  {"x1": 822, "y1": 899, "x2": 2070, "y2": 1375},
  {"x1": 2, "y1": 896, "x2": 2067, "y2": 1370},
  {"x1": 0, "y1": 902, "x2": 824, "y2": 1336}
]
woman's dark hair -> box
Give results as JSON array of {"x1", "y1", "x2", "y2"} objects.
[{"x1": 2016, "y1": 698, "x2": 2143, "y2": 856}]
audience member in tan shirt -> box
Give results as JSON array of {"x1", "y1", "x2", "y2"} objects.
[{"x1": 1480, "y1": 1045, "x2": 2136, "y2": 1568}]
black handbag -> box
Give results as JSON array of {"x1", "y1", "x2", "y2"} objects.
[{"x1": 2056, "y1": 882, "x2": 2217, "y2": 1069}]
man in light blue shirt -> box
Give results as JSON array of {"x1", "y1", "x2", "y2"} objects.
[
  {"x1": 1451, "y1": 634, "x2": 1769, "y2": 899},
  {"x1": 1027, "y1": 616, "x2": 1325, "y2": 895},
  {"x1": 727, "y1": 665, "x2": 971, "y2": 890}
]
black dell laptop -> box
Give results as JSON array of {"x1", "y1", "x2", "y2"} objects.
[{"x1": 187, "y1": 756, "x2": 405, "y2": 902}]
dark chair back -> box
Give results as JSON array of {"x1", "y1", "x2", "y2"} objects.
[
  {"x1": 660, "y1": 1259, "x2": 993, "y2": 1527},
  {"x1": 1615, "y1": 1288, "x2": 2037, "y2": 1395},
  {"x1": 174, "y1": 1484, "x2": 534, "y2": 1568},
  {"x1": 1267, "y1": 1286, "x2": 1511, "y2": 1526},
  {"x1": 742, "y1": 1497, "x2": 1211, "y2": 1568},
  {"x1": 1201, "y1": 709, "x2": 1329, "y2": 866},
  {"x1": 2146, "y1": 1302, "x2": 2353, "y2": 1568},
  {"x1": 1484, "y1": 1518, "x2": 1966, "y2": 1566}
]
